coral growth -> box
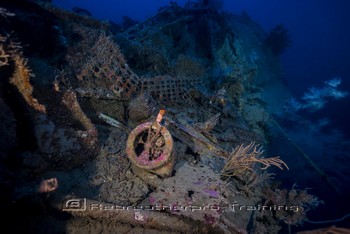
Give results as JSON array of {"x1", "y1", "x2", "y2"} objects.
[
  {"x1": 10, "y1": 55, "x2": 47, "y2": 113},
  {"x1": 222, "y1": 142, "x2": 288, "y2": 179},
  {"x1": 0, "y1": 36, "x2": 9, "y2": 66},
  {"x1": 1, "y1": 37, "x2": 47, "y2": 113},
  {"x1": 262, "y1": 185, "x2": 322, "y2": 228}
]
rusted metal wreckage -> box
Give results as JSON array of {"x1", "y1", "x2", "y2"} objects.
[{"x1": 102, "y1": 109, "x2": 229, "y2": 178}]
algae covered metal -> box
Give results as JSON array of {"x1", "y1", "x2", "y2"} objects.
[{"x1": 126, "y1": 110, "x2": 175, "y2": 177}]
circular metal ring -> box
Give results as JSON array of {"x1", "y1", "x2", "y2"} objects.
[{"x1": 126, "y1": 122, "x2": 173, "y2": 171}]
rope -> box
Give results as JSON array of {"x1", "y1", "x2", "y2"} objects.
[
  {"x1": 306, "y1": 213, "x2": 350, "y2": 224},
  {"x1": 269, "y1": 116, "x2": 342, "y2": 195}
]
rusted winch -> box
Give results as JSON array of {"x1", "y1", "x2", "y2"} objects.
[{"x1": 126, "y1": 110, "x2": 175, "y2": 177}]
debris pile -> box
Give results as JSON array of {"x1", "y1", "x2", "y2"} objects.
[{"x1": 0, "y1": 1, "x2": 320, "y2": 233}]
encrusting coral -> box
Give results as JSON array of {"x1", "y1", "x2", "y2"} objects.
[{"x1": 61, "y1": 90, "x2": 96, "y2": 133}]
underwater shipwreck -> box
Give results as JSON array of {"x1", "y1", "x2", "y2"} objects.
[{"x1": 1, "y1": 1, "x2": 349, "y2": 233}]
